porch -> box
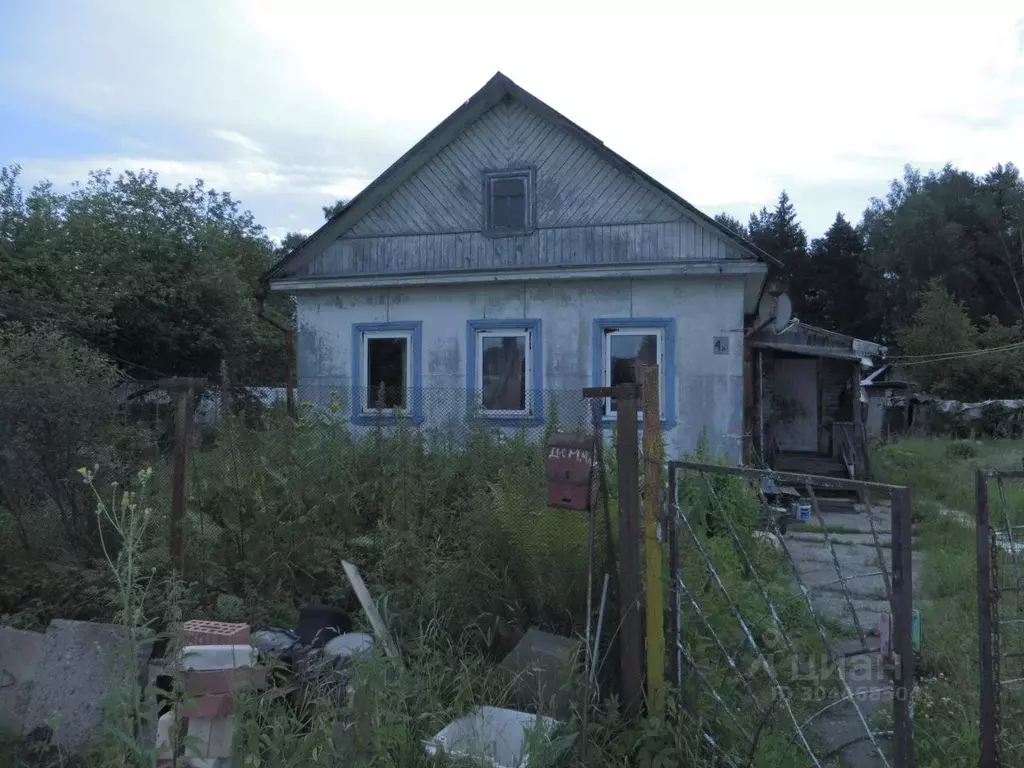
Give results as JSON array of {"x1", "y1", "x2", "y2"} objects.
[{"x1": 746, "y1": 323, "x2": 882, "y2": 485}]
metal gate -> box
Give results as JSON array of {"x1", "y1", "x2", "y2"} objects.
[
  {"x1": 977, "y1": 468, "x2": 1024, "y2": 767},
  {"x1": 666, "y1": 461, "x2": 916, "y2": 767}
]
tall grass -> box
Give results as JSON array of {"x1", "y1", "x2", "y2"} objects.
[{"x1": 874, "y1": 437, "x2": 1024, "y2": 765}]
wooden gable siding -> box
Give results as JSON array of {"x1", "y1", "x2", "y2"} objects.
[
  {"x1": 346, "y1": 99, "x2": 681, "y2": 236},
  {"x1": 306, "y1": 98, "x2": 750, "y2": 278}
]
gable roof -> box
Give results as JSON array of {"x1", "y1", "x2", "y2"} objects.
[{"x1": 265, "y1": 72, "x2": 780, "y2": 281}]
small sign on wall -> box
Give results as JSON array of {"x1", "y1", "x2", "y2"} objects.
[{"x1": 713, "y1": 336, "x2": 730, "y2": 355}]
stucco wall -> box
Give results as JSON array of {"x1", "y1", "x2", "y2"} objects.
[{"x1": 294, "y1": 275, "x2": 746, "y2": 461}]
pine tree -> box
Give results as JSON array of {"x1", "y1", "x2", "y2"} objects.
[
  {"x1": 802, "y1": 213, "x2": 870, "y2": 337},
  {"x1": 747, "y1": 191, "x2": 809, "y2": 317}
]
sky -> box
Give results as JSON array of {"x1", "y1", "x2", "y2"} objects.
[{"x1": 1, "y1": 1, "x2": 1022, "y2": 242}]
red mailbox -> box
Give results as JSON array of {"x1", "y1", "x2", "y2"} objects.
[{"x1": 546, "y1": 432, "x2": 596, "y2": 511}]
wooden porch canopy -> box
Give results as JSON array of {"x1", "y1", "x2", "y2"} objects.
[{"x1": 747, "y1": 322, "x2": 884, "y2": 362}]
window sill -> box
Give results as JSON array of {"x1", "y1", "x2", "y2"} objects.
[
  {"x1": 351, "y1": 410, "x2": 424, "y2": 426},
  {"x1": 481, "y1": 227, "x2": 536, "y2": 239},
  {"x1": 471, "y1": 413, "x2": 546, "y2": 427},
  {"x1": 601, "y1": 415, "x2": 676, "y2": 430}
]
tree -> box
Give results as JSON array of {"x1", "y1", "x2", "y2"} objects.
[
  {"x1": 278, "y1": 231, "x2": 307, "y2": 255},
  {"x1": 897, "y1": 280, "x2": 1024, "y2": 398},
  {"x1": 0, "y1": 324, "x2": 122, "y2": 552},
  {"x1": 0, "y1": 166, "x2": 288, "y2": 384},
  {"x1": 322, "y1": 198, "x2": 349, "y2": 220},
  {"x1": 860, "y1": 163, "x2": 1024, "y2": 341},
  {"x1": 801, "y1": 213, "x2": 871, "y2": 338},
  {"x1": 747, "y1": 191, "x2": 810, "y2": 316},
  {"x1": 713, "y1": 212, "x2": 748, "y2": 239}
]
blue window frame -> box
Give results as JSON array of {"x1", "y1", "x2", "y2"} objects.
[
  {"x1": 466, "y1": 318, "x2": 543, "y2": 424},
  {"x1": 351, "y1": 321, "x2": 422, "y2": 424},
  {"x1": 591, "y1": 317, "x2": 676, "y2": 427}
]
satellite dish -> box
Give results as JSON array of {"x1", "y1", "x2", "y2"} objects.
[
  {"x1": 755, "y1": 293, "x2": 775, "y2": 330},
  {"x1": 772, "y1": 294, "x2": 793, "y2": 333}
]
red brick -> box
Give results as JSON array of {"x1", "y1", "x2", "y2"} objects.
[
  {"x1": 181, "y1": 692, "x2": 234, "y2": 719},
  {"x1": 185, "y1": 667, "x2": 267, "y2": 695},
  {"x1": 183, "y1": 620, "x2": 250, "y2": 646}
]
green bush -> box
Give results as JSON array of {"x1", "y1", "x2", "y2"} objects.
[
  {"x1": 944, "y1": 440, "x2": 979, "y2": 459},
  {"x1": 0, "y1": 323, "x2": 151, "y2": 560}
]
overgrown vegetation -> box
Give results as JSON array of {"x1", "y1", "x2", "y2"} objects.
[
  {"x1": 875, "y1": 437, "x2": 1024, "y2": 766},
  {"x1": 1, "y1": 398, "x2": 850, "y2": 766}
]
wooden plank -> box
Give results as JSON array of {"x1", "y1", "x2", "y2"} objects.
[
  {"x1": 341, "y1": 560, "x2": 403, "y2": 666},
  {"x1": 616, "y1": 384, "x2": 644, "y2": 719},
  {"x1": 642, "y1": 366, "x2": 664, "y2": 706}
]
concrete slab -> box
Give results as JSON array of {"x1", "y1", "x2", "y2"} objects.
[
  {"x1": 23, "y1": 619, "x2": 153, "y2": 753},
  {"x1": 499, "y1": 628, "x2": 579, "y2": 720},
  {"x1": 810, "y1": 639, "x2": 893, "y2": 768},
  {"x1": 0, "y1": 626, "x2": 45, "y2": 734}
]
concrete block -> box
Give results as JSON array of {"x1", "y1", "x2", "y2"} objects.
[
  {"x1": 499, "y1": 628, "x2": 579, "y2": 720},
  {"x1": 184, "y1": 620, "x2": 250, "y2": 647},
  {"x1": 181, "y1": 693, "x2": 233, "y2": 719},
  {"x1": 23, "y1": 619, "x2": 153, "y2": 754},
  {"x1": 186, "y1": 717, "x2": 234, "y2": 759},
  {"x1": 0, "y1": 626, "x2": 45, "y2": 733},
  {"x1": 182, "y1": 644, "x2": 256, "y2": 671}
]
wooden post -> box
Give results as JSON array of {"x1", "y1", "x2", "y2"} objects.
[
  {"x1": 164, "y1": 378, "x2": 203, "y2": 573},
  {"x1": 642, "y1": 366, "x2": 664, "y2": 706},
  {"x1": 581, "y1": 383, "x2": 643, "y2": 717},
  {"x1": 615, "y1": 384, "x2": 643, "y2": 719}
]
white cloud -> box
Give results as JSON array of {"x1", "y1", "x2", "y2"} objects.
[{"x1": 3, "y1": 0, "x2": 1022, "y2": 235}]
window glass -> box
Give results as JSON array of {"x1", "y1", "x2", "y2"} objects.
[
  {"x1": 605, "y1": 331, "x2": 661, "y2": 414},
  {"x1": 365, "y1": 336, "x2": 407, "y2": 409},
  {"x1": 480, "y1": 333, "x2": 527, "y2": 411},
  {"x1": 488, "y1": 174, "x2": 528, "y2": 231}
]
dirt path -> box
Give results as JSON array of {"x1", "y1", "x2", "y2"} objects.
[{"x1": 784, "y1": 502, "x2": 921, "y2": 768}]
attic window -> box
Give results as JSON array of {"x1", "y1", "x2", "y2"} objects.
[{"x1": 483, "y1": 169, "x2": 534, "y2": 236}]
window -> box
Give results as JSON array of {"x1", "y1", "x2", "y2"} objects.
[
  {"x1": 467, "y1": 319, "x2": 543, "y2": 421},
  {"x1": 483, "y1": 169, "x2": 534, "y2": 236},
  {"x1": 352, "y1": 322, "x2": 422, "y2": 422},
  {"x1": 363, "y1": 332, "x2": 410, "y2": 410},
  {"x1": 592, "y1": 318, "x2": 675, "y2": 424}
]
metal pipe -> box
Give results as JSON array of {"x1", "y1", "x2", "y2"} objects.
[{"x1": 591, "y1": 574, "x2": 610, "y2": 685}]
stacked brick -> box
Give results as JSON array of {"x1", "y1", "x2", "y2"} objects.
[{"x1": 156, "y1": 620, "x2": 264, "y2": 768}]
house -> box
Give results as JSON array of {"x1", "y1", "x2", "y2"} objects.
[
  {"x1": 265, "y1": 72, "x2": 780, "y2": 460},
  {"x1": 861, "y1": 364, "x2": 920, "y2": 438},
  {"x1": 747, "y1": 321, "x2": 884, "y2": 480}
]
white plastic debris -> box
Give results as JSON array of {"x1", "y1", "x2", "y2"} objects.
[
  {"x1": 423, "y1": 706, "x2": 560, "y2": 768},
  {"x1": 181, "y1": 644, "x2": 256, "y2": 671}
]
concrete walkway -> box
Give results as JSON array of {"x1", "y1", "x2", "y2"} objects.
[{"x1": 785, "y1": 502, "x2": 921, "y2": 768}]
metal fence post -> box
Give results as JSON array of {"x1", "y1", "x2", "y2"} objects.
[
  {"x1": 666, "y1": 463, "x2": 680, "y2": 692},
  {"x1": 890, "y1": 485, "x2": 915, "y2": 767},
  {"x1": 978, "y1": 469, "x2": 998, "y2": 768}
]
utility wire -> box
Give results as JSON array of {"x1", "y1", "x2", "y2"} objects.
[
  {"x1": 888, "y1": 339, "x2": 1024, "y2": 362},
  {"x1": 890, "y1": 341, "x2": 1024, "y2": 366}
]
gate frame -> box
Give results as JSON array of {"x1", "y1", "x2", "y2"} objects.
[
  {"x1": 976, "y1": 466, "x2": 1024, "y2": 768},
  {"x1": 666, "y1": 460, "x2": 916, "y2": 768}
]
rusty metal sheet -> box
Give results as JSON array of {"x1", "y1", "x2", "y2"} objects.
[{"x1": 546, "y1": 432, "x2": 595, "y2": 511}]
